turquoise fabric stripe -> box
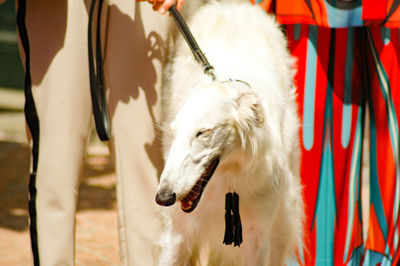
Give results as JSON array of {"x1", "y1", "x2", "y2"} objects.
[
  {"x1": 341, "y1": 28, "x2": 354, "y2": 148},
  {"x1": 367, "y1": 29, "x2": 400, "y2": 253},
  {"x1": 324, "y1": 0, "x2": 363, "y2": 28},
  {"x1": 294, "y1": 24, "x2": 301, "y2": 41},
  {"x1": 343, "y1": 108, "x2": 363, "y2": 263},
  {"x1": 303, "y1": 25, "x2": 318, "y2": 151},
  {"x1": 341, "y1": 28, "x2": 355, "y2": 149},
  {"x1": 315, "y1": 79, "x2": 336, "y2": 265},
  {"x1": 363, "y1": 250, "x2": 388, "y2": 265},
  {"x1": 380, "y1": 27, "x2": 390, "y2": 45},
  {"x1": 315, "y1": 127, "x2": 336, "y2": 265},
  {"x1": 347, "y1": 246, "x2": 363, "y2": 266},
  {"x1": 368, "y1": 104, "x2": 389, "y2": 241}
]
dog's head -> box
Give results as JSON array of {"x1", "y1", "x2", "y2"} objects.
[{"x1": 156, "y1": 80, "x2": 264, "y2": 212}]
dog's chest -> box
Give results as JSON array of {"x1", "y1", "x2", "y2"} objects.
[{"x1": 183, "y1": 172, "x2": 256, "y2": 238}]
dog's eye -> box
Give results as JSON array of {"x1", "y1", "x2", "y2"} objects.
[{"x1": 195, "y1": 129, "x2": 213, "y2": 138}]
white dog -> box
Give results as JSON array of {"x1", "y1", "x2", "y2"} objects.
[{"x1": 155, "y1": 1, "x2": 303, "y2": 265}]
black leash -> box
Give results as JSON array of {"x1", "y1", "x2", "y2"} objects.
[
  {"x1": 88, "y1": 3, "x2": 217, "y2": 141},
  {"x1": 169, "y1": 5, "x2": 243, "y2": 247},
  {"x1": 168, "y1": 5, "x2": 251, "y2": 89},
  {"x1": 169, "y1": 5, "x2": 216, "y2": 81},
  {"x1": 88, "y1": 0, "x2": 110, "y2": 141}
]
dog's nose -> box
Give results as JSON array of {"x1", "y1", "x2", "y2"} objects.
[{"x1": 155, "y1": 190, "x2": 176, "y2": 206}]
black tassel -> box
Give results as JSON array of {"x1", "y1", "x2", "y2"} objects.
[
  {"x1": 223, "y1": 192, "x2": 234, "y2": 245},
  {"x1": 232, "y1": 192, "x2": 243, "y2": 247}
]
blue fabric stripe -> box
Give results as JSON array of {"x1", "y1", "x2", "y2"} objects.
[
  {"x1": 324, "y1": 0, "x2": 363, "y2": 28},
  {"x1": 343, "y1": 109, "x2": 363, "y2": 263},
  {"x1": 341, "y1": 28, "x2": 355, "y2": 149},
  {"x1": 368, "y1": 97, "x2": 389, "y2": 241},
  {"x1": 368, "y1": 29, "x2": 400, "y2": 255},
  {"x1": 303, "y1": 25, "x2": 318, "y2": 151},
  {"x1": 315, "y1": 78, "x2": 336, "y2": 265},
  {"x1": 294, "y1": 24, "x2": 301, "y2": 41},
  {"x1": 363, "y1": 250, "x2": 389, "y2": 265},
  {"x1": 380, "y1": 27, "x2": 391, "y2": 45},
  {"x1": 347, "y1": 245, "x2": 363, "y2": 266},
  {"x1": 315, "y1": 129, "x2": 336, "y2": 265}
]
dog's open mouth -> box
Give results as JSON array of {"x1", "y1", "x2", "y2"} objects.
[{"x1": 180, "y1": 157, "x2": 220, "y2": 213}]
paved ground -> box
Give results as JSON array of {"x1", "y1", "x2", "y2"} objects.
[{"x1": 0, "y1": 88, "x2": 120, "y2": 265}]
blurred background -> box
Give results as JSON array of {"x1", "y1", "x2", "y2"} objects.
[{"x1": 0, "y1": 1, "x2": 119, "y2": 264}]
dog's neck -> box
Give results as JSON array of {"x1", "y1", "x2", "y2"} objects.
[
  {"x1": 218, "y1": 148, "x2": 250, "y2": 174},
  {"x1": 218, "y1": 147, "x2": 265, "y2": 187}
]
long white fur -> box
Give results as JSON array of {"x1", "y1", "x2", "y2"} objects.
[{"x1": 156, "y1": 1, "x2": 303, "y2": 265}]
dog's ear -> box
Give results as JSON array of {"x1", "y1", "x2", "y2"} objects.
[
  {"x1": 233, "y1": 89, "x2": 264, "y2": 156},
  {"x1": 234, "y1": 90, "x2": 264, "y2": 129}
]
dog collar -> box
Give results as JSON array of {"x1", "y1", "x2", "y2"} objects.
[{"x1": 221, "y1": 79, "x2": 252, "y2": 89}]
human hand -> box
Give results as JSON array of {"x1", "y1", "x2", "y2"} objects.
[{"x1": 146, "y1": 0, "x2": 185, "y2": 14}]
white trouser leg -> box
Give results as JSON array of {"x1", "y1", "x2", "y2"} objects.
[
  {"x1": 23, "y1": 0, "x2": 92, "y2": 265},
  {"x1": 105, "y1": 2, "x2": 171, "y2": 265}
]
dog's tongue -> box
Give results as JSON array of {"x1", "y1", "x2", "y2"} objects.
[{"x1": 180, "y1": 199, "x2": 193, "y2": 211}]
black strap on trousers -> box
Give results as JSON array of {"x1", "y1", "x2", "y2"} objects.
[
  {"x1": 16, "y1": 0, "x2": 40, "y2": 264},
  {"x1": 16, "y1": 1, "x2": 109, "y2": 265},
  {"x1": 88, "y1": 0, "x2": 110, "y2": 141}
]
